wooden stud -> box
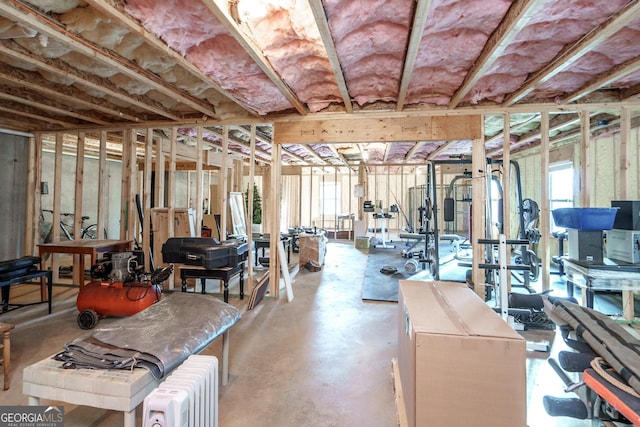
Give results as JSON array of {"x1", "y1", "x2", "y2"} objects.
[
  {"x1": 196, "y1": 126, "x2": 204, "y2": 237},
  {"x1": 97, "y1": 130, "x2": 108, "y2": 239},
  {"x1": 269, "y1": 142, "x2": 282, "y2": 298},
  {"x1": 51, "y1": 133, "x2": 63, "y2": 282},
  {"x1": 247, "y1": 124, "x2": 256, "y2": 290},
  {"x1": 220, "y1": 126, "x2": 228, "y2": 240},
  {"x1": 74, "y1": 132, "x2": 84, "y2": 241},
  {"x1": 471, "y1": 137, "x2": 486, "y2": 299},
  {"x1": 540, "y1": 111, "x2": 551, "y2": 291},
  {"x1": 580, "y1": 111, "x2": 591, "y2": 207},
  {"x1": 143, "y1": 129, "x2": 153, "y2": 270},
  {"x1": 502, "y1": 114, "x2": 512, "y2": 293}
]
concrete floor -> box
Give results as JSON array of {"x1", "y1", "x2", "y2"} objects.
[{"x1": 0, "y1": 240, "x2": 607, "y2": 426}]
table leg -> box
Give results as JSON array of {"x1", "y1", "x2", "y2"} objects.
[
  {"x1": 46, "y1": 271, "x2": 53, "y2": 314},
  {"x1": 201, "y1": 278, "x2": 206, "y2": 294},
  {"x1": 623, "y1": 290, "x2": 635, "y2": 321},
  {"x1": 222, "y1": 330, "x2": 229, "y2": 386},
  {"x1": 586, "y1": 290, "x2": 594, "y2": 309},
  {"x1": 181, "y1": 272, "x2": 187, "y2": 292},
  {"x1": 72, "y1": 254, "x2": 82, "y2": 286},
  {"x1": 39, "y1": 255, "x2": 47, "y2": 302},
  {"x1": 124, "y1": 409, "x2": 135, "y2": 427},
  {"x1": 239, "y1": 269, "x2": 244, "y2": 300},
  {"x1": 3, "y1": 330, "x2": 10, "y2": 390},
  {"x1": 223, "y1": 280, "x2": 229, "y2": 303},
  {"x1": 566, "y1": 281, "x2": 574, "y2": 298},
  {"x1": 255, "y1": 248, "x2": 259, "y2": 266}
]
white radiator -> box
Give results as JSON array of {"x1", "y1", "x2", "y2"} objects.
[{"x1": 143, "y1": 355, "x2": 219, "y2": 427}]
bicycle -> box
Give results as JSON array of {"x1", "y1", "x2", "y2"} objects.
[{"x1": 40, "y1": 209, "x2": 103, "y2": 243}]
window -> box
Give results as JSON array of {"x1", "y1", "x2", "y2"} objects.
[
  {"x1": 321, "y1": 182, "x2": 340, "y2": 216},
  {"x1": 550, "y1": 162, "x2": 574, "y2": 232}
]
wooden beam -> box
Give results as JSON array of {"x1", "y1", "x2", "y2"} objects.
[
  {"x1": 196, "y1": 126, "x2": 205, "y2": 237},
  {"x1": 307, "y1": 0, "x2": 352, "y2": 113},
  {"x1": 504, "y1": 0, "x2": 640, "y2": 105},
  {"x1": 397, "y1": 0, "x2": 432, "y2": 111},
  {"x1": 0, "y1": 0, "x2": 219, "y2": 118},
  {"x1": 449, "y1": 0, "x2": 545, "y2": 109},
  {"x1": 202, "y1": 0, "x2": 307, "y2": 115},
  {"x1": 274, "y1": 115, "x2": 482, "y2": 144}
]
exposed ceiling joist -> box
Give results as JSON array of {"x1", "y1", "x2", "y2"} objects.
[
  {"x1": 82, "y1": 0, "x2": 258, "y2": 117},
  {"x1": 0, "y1": 89, "x2": 109, "y2": 124},
  {"x1": 202, "y1": 0, "x2": 307, "y2": 115},
  {"x1": 562, "y1": 56, "x2": 640, "y2": 104},
  {"x1": 0, "y1": 40, "x2": 183, "y2": 121},
  {"x1": 396, "y1": 0, "x2": 431, "y2": 111},
  {"x1": 307, "y1": 0, "x2": 352, "y2": 113},
  {"x1": 448, "y1": 0, "x2": 546, "y2": 109},
  {"x1": 0, "y1": 0, "x2": 219, "y2": 119},
  {"x1": 504, "y1": 0, "x2": 640, "y2": 106}
]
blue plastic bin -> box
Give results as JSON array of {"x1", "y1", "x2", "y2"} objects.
[{"x1": 552, "y1": 207, "x2": 618, "y2": 230}]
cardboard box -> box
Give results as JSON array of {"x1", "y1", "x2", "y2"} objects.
[
  {"x1": 397, "y1": 280, "x2": 526, "y2": 427},
  {"x1": 354, "y1": 236, "x2": 370, "y2": 249}
]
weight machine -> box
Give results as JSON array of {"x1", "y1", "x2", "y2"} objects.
[{"x1": 421, "y1": 158, "x2": 540, "y2": 295}]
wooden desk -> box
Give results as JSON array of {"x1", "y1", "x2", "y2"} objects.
[{"x1": 38, "y1": 240, "x2": 133, "y2": 286}]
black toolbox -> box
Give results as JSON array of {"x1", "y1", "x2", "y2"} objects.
[{"x1": 161, "y1": 238, "x2": 249, "y2": 269}]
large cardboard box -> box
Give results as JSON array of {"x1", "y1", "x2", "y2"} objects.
[{"x1": 397, "y1": 280, "x2": 526, "y2": 427}]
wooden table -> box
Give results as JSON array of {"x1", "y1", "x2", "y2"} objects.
[{"x1": 38, "y1": 240, "x2": 133, "y2": 286}]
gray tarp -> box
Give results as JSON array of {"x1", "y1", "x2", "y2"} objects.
[
  {"x1": 549, "y1": 299, "x2": 640, "y2": 395},
  {"x1": 55, "y1": 292, "x2": 241, "y2": 378}
]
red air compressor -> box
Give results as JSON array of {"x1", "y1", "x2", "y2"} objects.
[{"x1": 76, "y1": 251, "x2": 173, "y2": 329}]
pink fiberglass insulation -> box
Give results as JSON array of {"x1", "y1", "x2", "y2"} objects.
[
  {"x1": 124, "y1": 0, "x2": 292, "y2": 115},
  {"x1": 466, "y1": 0, "x2": 631, "y2": 104},
  {"x1": 530, "y1": 22, "x2": 640, "y2": 100},
  {"x1": 406, "y1": 0, "x2": 511, "y2": 106},
  {"x1": 323, "y1": 0, "x2": 413, "y2": 106},
  {"x1": 386, "y1": 141, "x2": 415, "y2": 163},
  {"x1": 238, "y1": 0, "x2": 342, "y2": 113}
]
